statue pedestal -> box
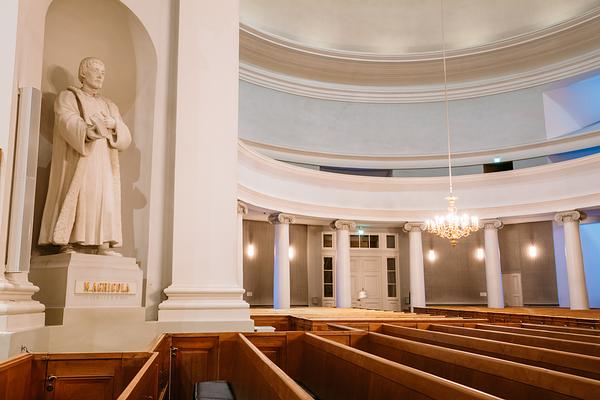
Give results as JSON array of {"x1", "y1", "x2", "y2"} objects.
[{"x1": 30, "y1": 253, "x2": 143, "y2": 325}]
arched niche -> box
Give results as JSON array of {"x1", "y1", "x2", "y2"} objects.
[{"x1": 34, "y1": 0, "x2": 158, "y2": 272}]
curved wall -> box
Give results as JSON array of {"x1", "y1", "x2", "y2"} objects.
[
  {"x1": 239, "y1": 80, "x2": 551, "y2": 155},
  {"x1": 238, "y1": 143, "x2": 600, "y2": 221}
]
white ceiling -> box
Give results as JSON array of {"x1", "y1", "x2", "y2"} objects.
[{"x1": 241, "y1": 0, "x2": 600, "y2": 54}]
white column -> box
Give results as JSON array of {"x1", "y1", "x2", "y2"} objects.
[
  {"x1": 236, "y1": 202, "x2": 248, "y2": 290},
  {"x1": 482, "y1": 220, "x2": 505, "y2": 308},
  {"x1": 331, "y1": 220, "x2": 356, "y2": 308},
  {"x1": 555, "y1": 211, "x2": 589, "y2": 310},
  {"x1": 269, "y1": 213, "x2": 295, "y2": 309},
  {"x1": 158, "y1": 0, "x2": 251, "y2": 328},
  {"x1": 404, "y1": 223, "x2": 426, "y2": 311}
]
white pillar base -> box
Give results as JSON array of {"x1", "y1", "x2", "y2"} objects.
[
  {"x1": 0, "y1": 273, "x2": 45, "y2": 332},
  {"x1": 158, "y1": 286, "x2": 252, "y2": 327}
]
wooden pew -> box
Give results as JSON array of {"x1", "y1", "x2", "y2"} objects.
[
  {"x1": 357, "y1": 331, "x2": 600, "y2": 400},
  {"x1": 232, "y1": 334, "x2": 312, "y2": 400},
  {"x1": 116, "y1": 353, "x2": 159, "y2": 400},
  {"x1": 429, "y1": 324, "x2": 600, "y2": 357},
  {"x1": 379, "y1": 324, "x2": 600, "y2": 380},
  {"x1": 297, "y1": 332, "x2": 500, "y2": 400},
  {"x1": 475, "y1": 323, "x2": 600, "y2": 344},
  {"x1": 521, "y1": 323, "x2": 600, "y2": 336},
  {"x1": 0, "y1": 353, "x2": 32, "y2": 400}
]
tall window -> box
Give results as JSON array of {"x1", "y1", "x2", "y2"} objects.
[
  {"x1": 387, "y1": 257, "x2": 397, "y2": 297},
  {"x1": 323, "y1": 233, "x2": 333, "y2": 248},
  {"x1": 323, "y1": 257, "x2": 333, "y2": 298}
]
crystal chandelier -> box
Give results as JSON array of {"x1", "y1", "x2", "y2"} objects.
[{"x1": 425, "y1": 0, "x2": 479, "y2": 245}]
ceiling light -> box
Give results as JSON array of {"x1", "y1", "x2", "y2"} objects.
[
  {"x1": 475, "y1": 247, "x2": 485, "y2": 260},
  {"x1": 425, "y1": 0, "x2": 479, "y2": 246},
  {"x1": 246, "y1": 244, "x2": 255, "y2": 258}
]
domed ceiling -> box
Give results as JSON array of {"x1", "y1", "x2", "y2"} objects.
[
  {"x1": 239, "y1": 0, "x2": 600, "y2": 101},
  {"x1": 241, "y1": 0, "x2": 600, "y2": 55}
]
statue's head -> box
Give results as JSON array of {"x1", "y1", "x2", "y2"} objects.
[{"x1": 78, "y1": 57, "x2": 105, "y2": 91}]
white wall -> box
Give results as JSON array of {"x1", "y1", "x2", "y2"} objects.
[
  {"x1": 239, "y1": 80, "x2": 548, "y2": 155},
  {"x1": 580, "y1": 222, "x2": 600, "y2": 308}
]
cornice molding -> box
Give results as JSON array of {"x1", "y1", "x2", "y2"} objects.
[
  {"x1": 240, "y1": 10, "x2": 600, "y2": 103},
  {"x1": 240, "y1": 48, "x2": 600, "y2": 103},
  {"x1": 240, "y1": 129, "x2": 600, "y2": 170},
  {"x1": 237, "y1": 201, "x2": 248, "y2": 215},
  {"x1": 240, "y1": 8, "x2": 600, "y2": 62}
]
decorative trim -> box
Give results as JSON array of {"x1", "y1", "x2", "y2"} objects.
[
  {"x1": 330, "y1": 219, "x2": 356, "y2": 231},
  {"x1": 481, "y1": 219, "x2": 503, "y2": 230},
  {"x1": 268, "y1": 212, "x2": 295, "y2": 225},
  {"x1": 240, "y1": 129, "x2": 600, "y2": 169},
  {"x1": 403, "y1": 222, "x2": 426, "y2": 233},
  {"x1": 555, "y1": 210, "x2": 587, "y2": 224},
  {"x1": 240, "y1": 9, "x2": 600, "y2": 62},
  {"x1": 240, "y1": 48, "x2": 600, "y2": 103}
]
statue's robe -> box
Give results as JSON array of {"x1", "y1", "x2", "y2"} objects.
[{"x1": 39, "y1": 87, "x2": 131, "y2": 247}]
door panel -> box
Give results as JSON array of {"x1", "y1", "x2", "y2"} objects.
[{"x1": 350, "y1": 256, "x2": 383, "y2": 309}]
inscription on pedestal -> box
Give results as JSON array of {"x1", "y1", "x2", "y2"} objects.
[{"x1": 75, "y1": 280, "x2": 137, "y2": 294}]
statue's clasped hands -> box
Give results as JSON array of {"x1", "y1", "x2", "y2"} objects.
[{"x1": 89, "y1": 112, "x2": 116, "y2": 140}]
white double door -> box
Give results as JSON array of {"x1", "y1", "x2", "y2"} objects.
[{"x1": 351, "y1": 256, "x2": 382, "y2": 309}]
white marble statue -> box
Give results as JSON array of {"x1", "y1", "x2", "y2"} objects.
[{"x1": 39, "y1": 57, "x2": 131, "y2": 255}]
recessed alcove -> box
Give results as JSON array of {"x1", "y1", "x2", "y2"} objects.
[{"x1": 33, "y1": 0, "x2": 157, "y2": 276}]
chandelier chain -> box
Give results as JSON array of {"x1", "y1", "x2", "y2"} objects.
[{"x1": 440, "y1": 0, "x2": 453, "y2": 195}]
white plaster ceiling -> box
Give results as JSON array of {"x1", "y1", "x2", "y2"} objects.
[{"x1": 241, "y1": 0, "x2": 600, "y2": 54}]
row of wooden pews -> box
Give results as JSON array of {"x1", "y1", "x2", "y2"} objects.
[{"x1": 1, "y1": 312, "x2": 598, "y2": 399}]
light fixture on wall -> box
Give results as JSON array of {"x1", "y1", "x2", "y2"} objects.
[
  {"x1": 424, "y1": 0, "x2": 479, "y2": 246},
  {"x1": 475, "y1": 247, "x2": 485, "y2": 261},
  {"x1": 527, "y1": 244, "x2": 538, "y2": 258},
  {"x1": 288, "y1": 246, "x2": 295, "y2": 260},
  {"x1": 427, "y1": 249, "x2": 437, "y2": 262},
  {"x1": 357, "y1": 226, "x2": 365, "y2": 235},
  {"x1": 246, "y1": 244, "x2": 255, "y2": 258}
]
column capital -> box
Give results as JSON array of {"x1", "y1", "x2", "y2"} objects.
[
  {"x1": 237, "y1": 201, "x2": 248, "y2": 215},
  {"x1": 403, "y1": 222, "x2": 426, "y2": 233},
  {"x1": 330, "y1": 219, "x2": 356, "y2": 231},
  {"x1": 555, "y1": 210, "x2": 587, "y2": 224},
  {"x1": 481, "y1": 219, "x2": 503, "y2": 230},
  {"x1": 268, "y1": 213, "x2": 295, "y2": 225}
]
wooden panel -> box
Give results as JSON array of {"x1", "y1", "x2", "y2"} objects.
[
  {"x1": 149, "y1": 334, "x2": 171, "y2": 398},
  {"x1": 0, "y1": 353, "x2": 32, "y2": 400},
  {"x1": 380, "y1": 324, "x2": 600, "y2": 380},
  {"x1": 245, "y1": 333, "x2": 288, "y2": 369},
  {"x1": 430, "y1": 324, "x2": 600, "y2": 356},
  {"x1": 116, "y1": 353, "x2": 159, "y2": 400},
  {"x1": 361, "y1": 331, "x2": 599, "y2": 400},
  {"x1": 298, "y1": 332, "x2": 499, "y2": 400},
  {"x1": 43, "y1": 354, "x2": 123, "y2": 400},
  {"x1": 251, "y1": 315, "x2": 291, "y2": 331},
  {"x1": 232, "y1": 334, "x2": 312, "y2": 400},
  {"x1": 521, "y1": 323, "x2": 600, "y2": 336},
  {"x1": 116, "y1": 353, "x2": 150, "y2": 396},
  {"x1": 476, "y1": 323, "x2": 600, "y2": 344},
  {"x1": 171, "y1": 335, "x2": 219, "y2": 400}
]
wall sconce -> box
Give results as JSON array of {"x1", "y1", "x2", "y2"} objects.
[
  {"x1": 246, "y1": 244, "x2": 255, "y2": 258},
  {"x1": 357, "y1": 227, "x2": 365, "y2": 235},
  {"x1": 475, "y1": 247, "x2": 485, "y2": 261},
  {"x1": 527, "y1": 244, "x2": 538, "y2": 258},
  {"x1": 427, "y1": 249, "x2": 437, "y2": 262},
  {"x1": 288, "y1": 246, "x2": 295, "y2": 260}
]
